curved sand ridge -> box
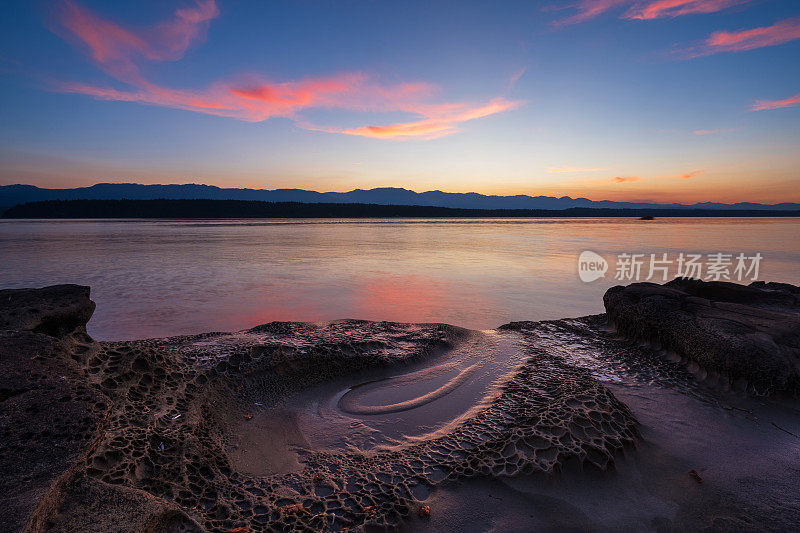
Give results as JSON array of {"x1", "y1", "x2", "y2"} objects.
[
  {"x1": 334, "y1": 330, "x2": 509, "y2": 420},
  {"x1": 338, "y1": 361, "x2": 483, "y2": 415}
]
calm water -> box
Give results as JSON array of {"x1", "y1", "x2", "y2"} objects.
[{"x1": 2, "y1": 218, "x2": 798, "y2": 340}]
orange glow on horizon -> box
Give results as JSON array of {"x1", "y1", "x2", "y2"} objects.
[{"x1": 3, "y1": 169, "x2": 797, "y2": 205}]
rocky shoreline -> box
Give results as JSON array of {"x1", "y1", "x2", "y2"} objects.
[
  {"x1": 1, "y1": 280, "x2": 799, "y2": 532},
  {"x1": 605, "y1": 278, "x2": 800, "y2": 395}
]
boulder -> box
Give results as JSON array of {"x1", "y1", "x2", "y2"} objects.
[
  {"x1": 0, "y1": 285, "x2": 95, "y2": 337},
  {"x1": 0, "y1": 284, "x2": 106, "y2": 531},
  {"x1": 0, "y1": 284, "x2": 202, "y2": 532},
  {"x1": 604, "y1": 278, "x2": 800, "y2": 395}
]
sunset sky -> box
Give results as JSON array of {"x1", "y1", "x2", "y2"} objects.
[{"x1": 0, "y1": 0, "x2": 798, "y2": 203}]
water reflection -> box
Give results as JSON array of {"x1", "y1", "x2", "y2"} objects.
[
  {"x1": 1, "y1": 218, "x2": 798, "y2": 340},
  {"x1": 354, "y1": 274, "x2": 458, "y2": 324}
]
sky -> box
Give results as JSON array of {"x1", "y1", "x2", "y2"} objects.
[{"x1": 0, "y1": 0, "x2": 798, "y2": 204}]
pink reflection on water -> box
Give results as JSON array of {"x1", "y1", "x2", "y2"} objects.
[{"x1": 354, "y1": 274, "x2": 458, "y2": 324}]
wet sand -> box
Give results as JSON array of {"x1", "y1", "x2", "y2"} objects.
[{"x1": 225, "y1": 331, "x2": 525, "y2": 477}]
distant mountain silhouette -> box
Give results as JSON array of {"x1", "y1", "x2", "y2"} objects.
[
  {"x1": 5, "y1": 199, "x2": 800, "y2": 219},
  {"x1": 2, "y1": 183, "x2": 799, "y2": 213}
]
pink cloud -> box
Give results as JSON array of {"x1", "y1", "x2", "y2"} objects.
[
  {"x1": 624, "y1": 0, "x2": 752, "y2": 20},
  {"x1": 682, "y1": 16, "x2": 800, "y2": 57},
  {"x1": 54, "y1": 74, "x2": 448, "y2": 125},
  {"x1": 50, "y1": 1, "x2": 520, "y2": 139},
  {"x1": 327, "y1": 98, "x2": 523, "y2": 140},
  {"x1": 551, "y1": 0, "x2": 753, "y2": 25},
  {"x1": 677, "y1": 170, "x2": 703, "y2": 179},
  {"x1": 610, "y1": 169, "x2": 703, "y2": 183},
  {"x1": 550, "y1": 0, "x2": 632, "y2": 27},
  {"x1": 56, "y1": 81, "x2": 235, "y2": 113},
  {"x1": 55, "y1": 0, "x2": 218, "y2": 84},
  {"x1": 751, "y1": 93, "x2": 800, "y2": 111},
  {"x1": 566, "y1": 169, "x2": 705, "y2": 188}
]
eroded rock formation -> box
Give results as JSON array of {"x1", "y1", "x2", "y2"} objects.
[
  {"x1": 604, "y1": 278, "x2": 800, "y2": 395},
  {"x1": 0, "y1": 286, "x2": 638, "y2": 532},
  {"x1": 0, "y1": 285, "x2": 201, "y2": 532}
]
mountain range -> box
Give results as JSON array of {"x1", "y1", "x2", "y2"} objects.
[{"x1": 2, "y1": 183, "x2": 799, "y2": 213}]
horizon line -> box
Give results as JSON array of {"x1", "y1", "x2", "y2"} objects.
[{"x1": 2, "y1": 182, "x2": 800, "y2": 207}]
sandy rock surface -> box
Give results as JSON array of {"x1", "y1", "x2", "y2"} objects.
[
  {"x1": 4, "y1": 280, "x2": 798, "y2": 531},
  {"x1": 1, "y1": 285, "x2": 637, "y2": 532},
  {"x1": 0, "y1": 286, "x2": 199, "y2": 532}
]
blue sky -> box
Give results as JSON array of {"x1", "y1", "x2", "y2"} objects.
[{"x1": 0, "y1": 0, "x2": 798, "y2": 203}]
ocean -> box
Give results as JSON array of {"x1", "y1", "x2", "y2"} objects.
[{"x1": 2, "y1": 217, "x2": 798, "y2": 340}]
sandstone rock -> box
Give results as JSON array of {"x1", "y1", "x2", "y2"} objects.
[
  {"x1": 31, "y1": 472, "x2": 202, "y2": 533},
  {"x1": 0, "y1": 284, "x2": 107, "y2": 532},
  {"x1": 0, "y1": 285, "x2": 95, "y2": 337},
  {"x1": 604, "y1": 278, "x2": 800, "y2": 395}
]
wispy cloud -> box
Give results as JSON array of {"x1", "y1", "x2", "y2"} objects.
[
  {"x1": 625, "y1": 0, "x2": 752, "y2": 20},
  {"x1": 550, "y1": 0, "x2": 631, "y2": 27},
  {"x1": 550, "y1": 0, "x2": 751, "y2": 26},
  {"x1": 692, "y1": 128, "x2": 738, "y2": 135},
  {"x1": 675, "y1": 170, "x2": 703, "y2": 179},
  {"x1": 548, "y1": 166, "x2": 610, "y2": 173},
  {"x1": 610, "y1": 169, "x2": 703, "y2": 183},
  {"x1": 681, "y1": 16, "x2": 800, "y2": 58},
  {"x1": 49, "y1": 1, "x2": 521, "y2": 140},
  {"x1": 55, "y1": 74, "x2": 433, "y2": 122},
  {"x1": 320, "y1": 98, "x2": 523, "y2": 140},
  {"x1": 507, "y1": 67, "x2": 528, "y2": 90},
  {"x1": 751, "y1": 93, "x2": 800, "y2": 111},
  {"x1": 53, "y1": 0, "x2": 219, "y2": 85}
]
